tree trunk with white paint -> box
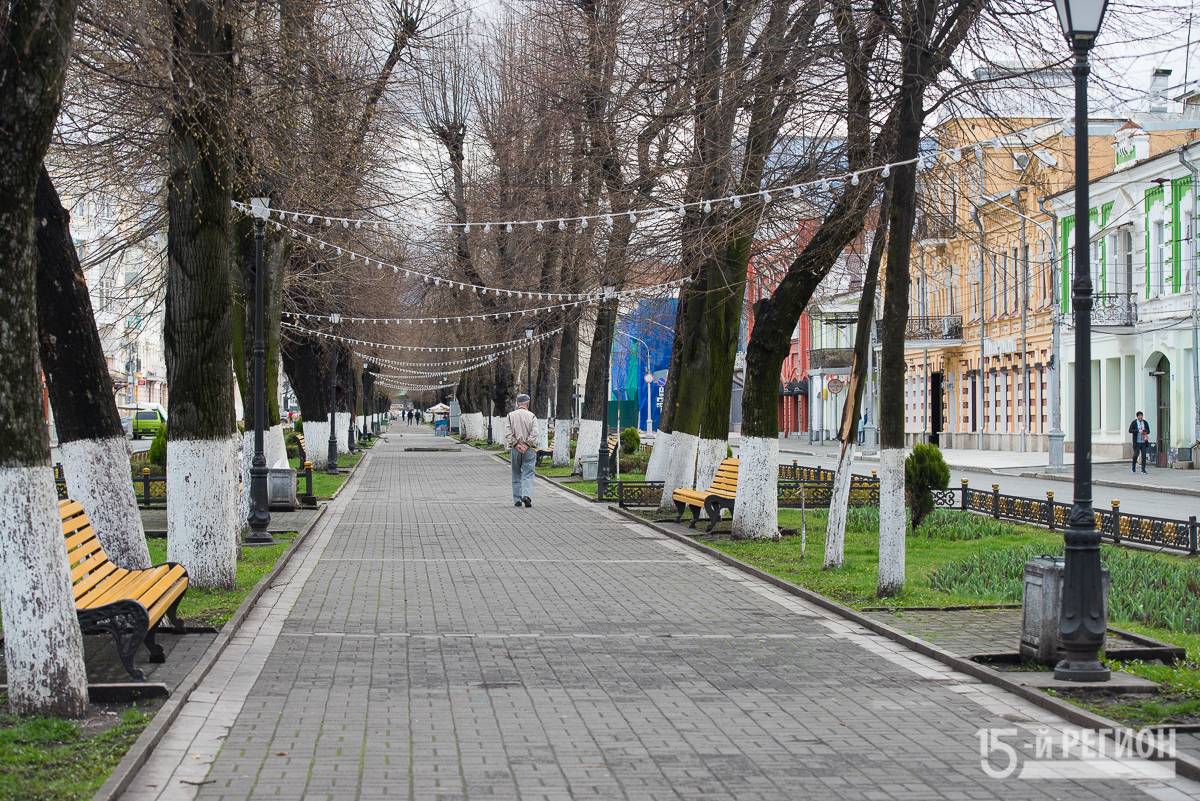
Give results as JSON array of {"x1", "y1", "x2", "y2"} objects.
[
  {"x1": 335, "y1": 412, "x2": 351, "y2": 453},
  {"x1": 825, "y1": 188, "x2": 890, "y2": 569},
  {"x1": 34, "y1": 166, "x2": 150, "y2": 569},
  {"x1": 660, "y1": 431, "x2": 699, "y2": 510},
  {"x1": 696, "y1": 438, "x2": 728, "y2": 493},
  {"x1": 575, "y1": 418, "x2": 602, "y2": 473},
  {"x1": 0, "y1": 0, "x2": 89, "y2": 716},
  {"x1": 876, "y1": 448, "x2": 906, "y2": 595},
  {"x1": 644, "y1": 430, "x2": 673, "y2": 482},
  {"x1": 303, "y1": 421, "x2": 331, "y2": 468},
  {"x1": 460, "y1": 411, "x2": 483, "y2": 441},
  {"x1": 552, "y1": 419, "x2": 572, "y2": 466},
  {"x1": 165, "y1": 0, "x2": 239, "y2": 589},
  {"x1": 266, "y1": 424, "x2": 288, "y2": 468},
  {"x1": 536, "y1": 418, "x2": 550, "y2": 451},
  {"x1": 730, "y1": 437, "x2": 779, "y2": 539}
]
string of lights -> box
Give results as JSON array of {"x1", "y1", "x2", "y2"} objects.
[
  {"x1": 233, "y1": 147, "x2": 972, "y2": 233},
  {"x1": 238, "y1": 210, "x2": 690, "y2": 302},
  {"x1": 283, "y1": 321, "x2": 563, "y2": 352}
]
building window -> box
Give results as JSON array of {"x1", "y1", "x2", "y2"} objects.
[{"x1": 1152, "y1": 219, "x2": 1166, "y2": 295}]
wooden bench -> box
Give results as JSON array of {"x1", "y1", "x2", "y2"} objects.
[
  {"x1": 672, "y1": 457, "x2": 739, "y2": 532},
  {"x1": 62, "y1": 499, "x2": 189, "y2": 680}
]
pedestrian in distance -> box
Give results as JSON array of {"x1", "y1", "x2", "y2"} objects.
[
  {"x1": 1129, "y1": 411, "x2": 1151, "y2": 474},
  {"x1": 507, "y1": 394, "x2": 538, "y2": 508}
]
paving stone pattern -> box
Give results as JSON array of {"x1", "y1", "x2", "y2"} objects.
[{"x1": 121, "y1": 434, "x2": 1200, "y2": 801}]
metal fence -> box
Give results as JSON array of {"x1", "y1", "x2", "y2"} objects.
[
  {"x1": 612, "y1": 463, "x2": 1200, "y2": 554},
  {"x1": 54, "y1": 462, "x2": 319, "y2": 510}
]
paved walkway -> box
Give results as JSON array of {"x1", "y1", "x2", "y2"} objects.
[{"x1": 122, "y1": 433, "x2": 1200, "y2": 801}]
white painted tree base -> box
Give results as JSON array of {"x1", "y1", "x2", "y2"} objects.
[
  {"x1": 303, "y1": 421, "x2": 331, "y2": 468},
  {"x1": 461, "y1": 412, "x2": 484, "y2": 440},
  {"x1": 552, "y1": 420, "x2": 572, "y2": 466},
  {"x1": 877, "y1": 448, "x2": 907, "y2": 596},
  {"x1": 824, "y1": 443, "x2": 855, "y2": 569},
  {"x1": 490, "y1": 416, "x2": 506, "y2": 443},
  {"x1": 731, "y1": 436, "x2": 779, "y2": 539},
  {"x1": 696, "y1": 438, "x2": 727, "y2": 492},
  {"x1": 335, "y1": 412, "x2": 350, "y2": 454},
  {"x1": 536, "y1": 418, "x2": 550, "y2": 451},
  {"x1": 239, "y1": 430, "x2": 254, "y2": 537},
  {"x1": 0, "y1": 466, "x2": 89, "y2": 716},
  {"x1": 659, "y1": 431, "x2": 699, "y2": 510},
  {"x1": 267, "y1": 424, "x2": 288, "y2": 469},
  {"x1": 59, "y1": 436, "x2": 150, "y2": 569},
  {"x1": 644, "y1": 430, "x2": 673, "y2": 482},
  {"x1": 168, "y1": 436, "x2": 239, "y2": 589},
  {"x1": 575, "y1": 418, "x2": 602, "y2": 472}
]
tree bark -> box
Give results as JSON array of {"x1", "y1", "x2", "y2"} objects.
[
  {"x1": 552, "y1": 320, "x2": 579, "y2": 465},
  {"x1": 35, "y1": 166, "x2": 152, "y2": 570},
  {"x1": 166, "y1": 0, "x2": 240, "y2": 590},
  {"x1": 0, "y1": 0, "x2": 89, "y2": 717},
  {"x1": 825, "y1": 190, "x2": 890, "y2": 568}
]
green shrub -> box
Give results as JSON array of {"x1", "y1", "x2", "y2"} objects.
[
  {"x1": 905, "y1": 443, "x2": 949, "y2": 529},
  {"x1": 148, "y1": 426, "x2": 167, "y2": 468},
  {"x1": 620, "y1": 427, "x2": 640, "y2": 454},
  {"x1": 294, "y1": 418, "x2": 303, "y2": 434}
]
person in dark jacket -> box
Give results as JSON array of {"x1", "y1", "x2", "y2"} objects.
[{"x1": 1129, "y1": 411, "x2": 1151, "y2": 474}]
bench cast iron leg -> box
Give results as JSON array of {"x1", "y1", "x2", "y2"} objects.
[
  {"x1": 144, "y1": 627, "x2": 166, "y2": 663},
  {"x1": 688, "y1": 505, "x2": 701, "y2": 529},
  {"x1": 674, "y1": 500, "x2": 686, "y2": 523}
]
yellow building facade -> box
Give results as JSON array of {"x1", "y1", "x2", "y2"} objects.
[{"x1": 897, "y1": 115, "x2": 1200, "y2": 452}]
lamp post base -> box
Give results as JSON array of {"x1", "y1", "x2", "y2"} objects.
[
  {"x1": 244, "y1": 529, "x2": 276, "y2": 547},
  {"x1": 1047, "y1": 430, "x2": 1067, "y2": 473},
  {"x1": 1054, "y1": 657, "x2": 1111, "y2": 682}
]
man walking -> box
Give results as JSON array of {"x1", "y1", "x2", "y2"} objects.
[
  {"x1": 507, "y1": 394, "x2": 538, "y2": 507},
  {"x1": 1129, "y1": 411, "x2": 1151, "y2": 474}
]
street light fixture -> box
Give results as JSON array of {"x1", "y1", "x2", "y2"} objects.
[
  {"x1": 644, "y1": 371, "x2": 654, "y2": 433},
  {"x1": 246, "y1": 198, "x2": 274, "y2": 545},
  {"x1": 1054, "y1": 0, "x2": 1110, "y2": 683}
]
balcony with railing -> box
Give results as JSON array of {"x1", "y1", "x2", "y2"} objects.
[
  {"x1": 1085, "y1": 292, "x2": 1137, "y2": 327},
  {"x1": 808, "y1": 347, "x2": 855, "y2": 370},
  {"x1": 875, "y1": 315, "x2": 964, "y2": 345},
  {"x1": 914, "y1": 207, "x2": 956, "y2": 243}
]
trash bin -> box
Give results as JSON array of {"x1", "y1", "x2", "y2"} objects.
[
  {"x1": 1020, "y1": 556, "x2": 1108, "y2": 662},
  {"x1": 580, "y1": 455, "x2": 599, "y2": 481},
  {"x1": 267, "y1": 467, "x2": 299, "y2": 511}
]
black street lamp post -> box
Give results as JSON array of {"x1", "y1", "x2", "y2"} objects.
[
  {"x1": 246, "y1": 199, "x2": 274, "y2": 545},
  {"x1": 525, "y1": 327, "x2": 534, "y2": 394},
  {"x1": 596, "y1": 287, "x2": 617, "y2": 500},
  {"x1": 1055, "y1": 0, "x2": 1110, "y2": 683},
  {"x1": 327, "y1": 312, "x2": 341, "y2": 474}
]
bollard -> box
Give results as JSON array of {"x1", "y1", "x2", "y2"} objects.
[
  {"x1": 960, "y1": 478, "x2": 968, "y2": 511},
  {"x1": 1110, "y1": 500, "x2": 1121, "y2": 543},
  {"x1": 1190, "y1": 515, "x2": 1198, "y2": 555},
  {"x1": 991, "y1": 483, "x2": 1000, "y2": 519},
  {"x1": 304, "y1": 461, "x2": 314, "y2": 499},
  {"x1": 1046, "y1": 491, "x2": 1055, "y2": 530},
  {"x1": 142, "y1": 467, "x2": 152, "y2": 506}
]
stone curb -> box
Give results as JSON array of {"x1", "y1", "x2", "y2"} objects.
[
  {"x1": 1019, "y1": 469, "x2": 1200, "y2": 499},
  {"x1": 532, "y1": 475, "x2": 1197, "y2": 781},
  {"x1": 89, "y1": 474, "x2": 346, "y2": 801}
]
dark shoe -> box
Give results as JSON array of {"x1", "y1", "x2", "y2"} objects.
[
  {"x1": 514, "y1": 501, "x2": 523, "y2": 507},
  {"x1": 1142, "y1": 468, "x2": 1148, "y2": 474},
  {"x1": 522, "y1": 496, "x2": 532, "y2": 507}
]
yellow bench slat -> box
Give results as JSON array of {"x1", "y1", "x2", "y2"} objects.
[
  {"x1": 79, "y1": 566, "x2": 168, "y2": 610},
  {"x1": 146, "y1": 578, "x2": 189, "y2": 626},
  {"x1": 73, "y1": 561, "x2": 125, "y2": 600}
]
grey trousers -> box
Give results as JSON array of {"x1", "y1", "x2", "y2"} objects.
[{"x1": 511, "y1": 448, "x2": 536, "y2": 502}]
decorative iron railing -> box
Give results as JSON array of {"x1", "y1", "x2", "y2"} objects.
[
  {"x1": 807, "y1": 348, "x2": 855, "y2": 370},
  {"x1": 610, "y1": 462, "x2": 1200, "y2": 554},
  {"x1": 54, "y1": 461, "x2": 319, "y2": 509},
  {"x1": 1088, "y1": 292, "x2": 1137, "y2": 327},
  {"x1": 875, "y1": 315, "x2": 963, "y2": 342}
]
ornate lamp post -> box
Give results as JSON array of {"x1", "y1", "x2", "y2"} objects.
[
  {"x1": 644, "y1": 372, "x2": 654, "y2": 433},
  {"x1": 246, "y1": 198, "x2": 274, "y2": 545},
  {"x1": 326, "y1": 312, "x2": 341, "y2": 474},
  {"x1": 525, "y1": 326, "x2": 534, "y2": 394},
  {"x1": 1054, "y1": 0, "x2": 1110, "y2": 682}
]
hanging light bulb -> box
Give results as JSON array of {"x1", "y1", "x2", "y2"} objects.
[
  {"x1": 703, "y1": 200, "x2": 712, "y2": 213},
  {"x1": 464, "y1": 223, "x2": 471, "y2": 233},
  {"x1": 325, "y1": 218, "x2": 332, "y2": 227},
  {"x1": 732, "y1": 195, "x2": 742, "y2": 209},
  {"x1": 536, "y1": 221, "x2": 544, "y2": 231},
  {"x1": 850, "y1": 173, "x2": 860, "y2": 186},
  {"x1": 483, "y1": 223, "x2": 491, "y2": 233},
  {"x1": 505, "y1": 223, "x2": 513, "y2": 232},
  {"x1": 307, "y1": 215, "x2": 314, "y2": 223},
  {"x1": 881, "y1": 164, "x2": 891, "y2": 178},
  {"x1": 558, "y1": 219, "x2": 566, "y2": 230},
  {"x1": 341, "y1": 220, "x2": 348, "y2": 228},
  {"x1": 761, "y1": 191, "x2": 771, "y2": 204},
  {"x1": 629, "y1": 211, "x2": 637, "y2": 224},
  {"x1": 580, "y1": 218, "x2": 588, "y2": 229},
  {"x1": 791, "y1": 186, "x2": 801, "y2": 199}
]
